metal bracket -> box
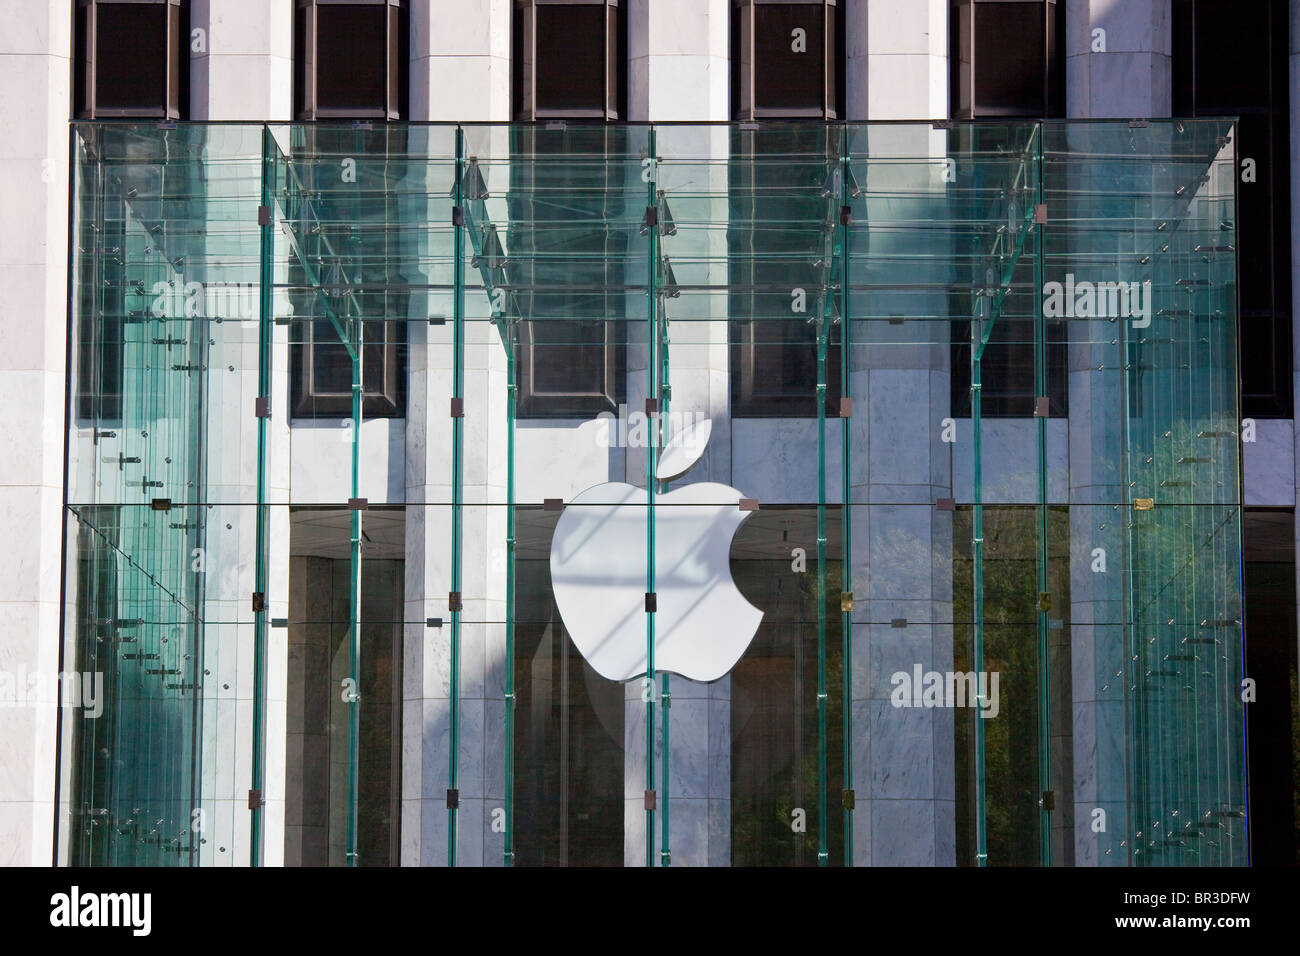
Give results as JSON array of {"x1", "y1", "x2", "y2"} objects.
[
  {"x1": 739, "y1": 498, "x2": 760, "y2": 512},
  {"x1": 645, "y1": 592, "x2": 657, "y2": 613},
  {"x1": 446, "y1": 788, "x2": 459, "y2": 809},
  {"x1": 251, "y1": 592, "x2": 266, "y2": 613},
  {"x1": 150, "y1": 498, "x2": 172, "y2": 512},
  {"x1": 257, "y1": 205, "x2": 271, "y2": 227},
  {"x1": 248, "y1": 789, "x2": 264, "y2": 810},
  {"x1": 448, "y1": 592, "x2": 463, "y2": 613},
  {"x1": 644, "y1": 790, "x2": 657, "y2": 811}
]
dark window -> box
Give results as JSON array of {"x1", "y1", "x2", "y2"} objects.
[
  {"x1": 286, "y1": 509, "x2": 404, "y2": 866},
  {"x1": 509, "y1": 8, "x2": 629, "y2": 417},
  {"x1": 517, "y1": 320, "x2": 625, "y2": 417},
  {"x1": 513, "y1": 539, "x2": 626, "y2": 865},
  {"x1": 288, "y1": 128, "x2": 409, "y2": 419},
  {"x1": 295, "y1": 0, "x2": 408, "y2": 120},
  {"x1": 730, "y1": 508, "x2": 845, "y2": 865},
  {"x1": 948, "y1": 33, "x2": 1068, "y2": 419},
  {"x1": 1242, "y1": 509, "x2": 1299, "y2": 865},
  {"x1": 729, "y1": 126, "x2": 842, "y2": 418},
  {"x1": 954, "y1": 505, "x2": 1073, "y2": 866},
  {"x1": 505, "y1": 128, "x2": 628, "y2": 419},
  {"x1": 74, "y1": 0, "x2": 188, "y2": 119},
  {"x1": 951, "y1": 285, "x2": 1069, "y2": 418},
  {"x1": 75, "y1": 183, "x2": 124, "y2": 423},
  {"x1": 732, "y1": 0, "x2": 843, "y2": 119},
  {"x1": 292, "y1": 310, "x2": 407, "y2": 419},
  {"x1": 1174, "y1": 0, "x2": 1292, "y2": 418},
  {"x1": 513, "y1": 0, "x2": 626, "y2": 120},
  {"x1": 950, "y1": 0, "x2": 1064, "y2": 120}
]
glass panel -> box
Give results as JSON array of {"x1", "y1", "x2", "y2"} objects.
[{"x1": 60, "y1": 119, "x2": 1245, "y2": 869}]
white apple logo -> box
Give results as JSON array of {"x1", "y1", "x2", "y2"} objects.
[{"x1": 549, "y1": 418, "x2": 763, "y2": 683}]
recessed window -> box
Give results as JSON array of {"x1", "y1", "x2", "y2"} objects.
[
  {"x1": 288, "y1": 129, "x2": 409, "y2": 420},
  {"x1": 294, "y1": 0, "x2": 408, "y2": 120},
  {"x1": 74, "y1": 0, "x2": 188, "y2": 119},
  {"x1": 513, "y1": 0, "x2": 626, "y2": 120},
  {"x1": 506, "y1": 128, "x2": 629, "y2": 419},
  {"x1": 517, "y1": 319, "x2": 625, "y2": 417},
  {"x1": 291, "y1": 312, "x2": 407, "y2": 419},
  {"x1": 1174, "y1": 0, "x2": 1291, "y2": 418},
  {"x1": 732, "y1": 0, "x2": 842, "y2": 119},
  {"x1": 950, "y1": 0, "x2": 1064, "y2": 119},
  {"x1": 729, "y1": 127, "x2": 842, "y2": 418}
]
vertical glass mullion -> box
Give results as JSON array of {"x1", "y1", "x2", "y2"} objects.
[
  {"x1": 659, "y1": 232, "x2": 671, "y2": 867},
  {"x1": 644, "y1": 125, "x2": 658, "y2": 869},
  {"x1": 449, "y1": 124, "x2": 466, "y2": 867},
  {"x1": 249, "y1": 123, "x2": 275, "y2": 867},
  {"x1": 839, "y1": 134, "x2": 853, "y2": 867},
  {"x1": 1033, "y1": 127, "x2": 1052, "y2": 866},
  {"x1": 344, "y1": 128, "x2": 365, "y2": 867},
  {"x1": 815, "y1": 135, "x2": 830, "y2": 866},
  {"x1": 971, "y1": 229, "x2": 987, "y2": 867},
  {"x1": 503, "y1": 315, "x2": 517, "y2": 866}
]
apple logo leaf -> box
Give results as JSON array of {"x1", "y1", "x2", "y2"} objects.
[{"x1": 656, "y1": 417, "x2": 712, "y2": 483}]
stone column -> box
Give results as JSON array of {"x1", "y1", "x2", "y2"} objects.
[
  {"x1": 847, "y1": 0, "x2": 948, "y2": 122},
  {"x1": 0, "y1": 0, "x2": 69, "y2": 867},
  {"x1": 411, "y1": 0, "x2": 511, "y2": 122},
  {"x1": 1067, "y1": 0, "x2": 1171, "y2": 120},
  {"x1": 404, "y1": 4, "x2": 512, "y2": 867},
  {"x1": 849, "y1": 4, "x2": 953, "y2": 866},
  {"x1": 191, "y1": 0, "x2": 294, "y2": 120}
]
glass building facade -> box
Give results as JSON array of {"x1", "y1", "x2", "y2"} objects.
[{"x1": 59, "y1": 118, "x2": 1245, "y2": 866}]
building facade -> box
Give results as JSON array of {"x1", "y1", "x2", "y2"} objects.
[{"x1": 0, "y1": 0, "x2": 1294, "y2": 867}]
